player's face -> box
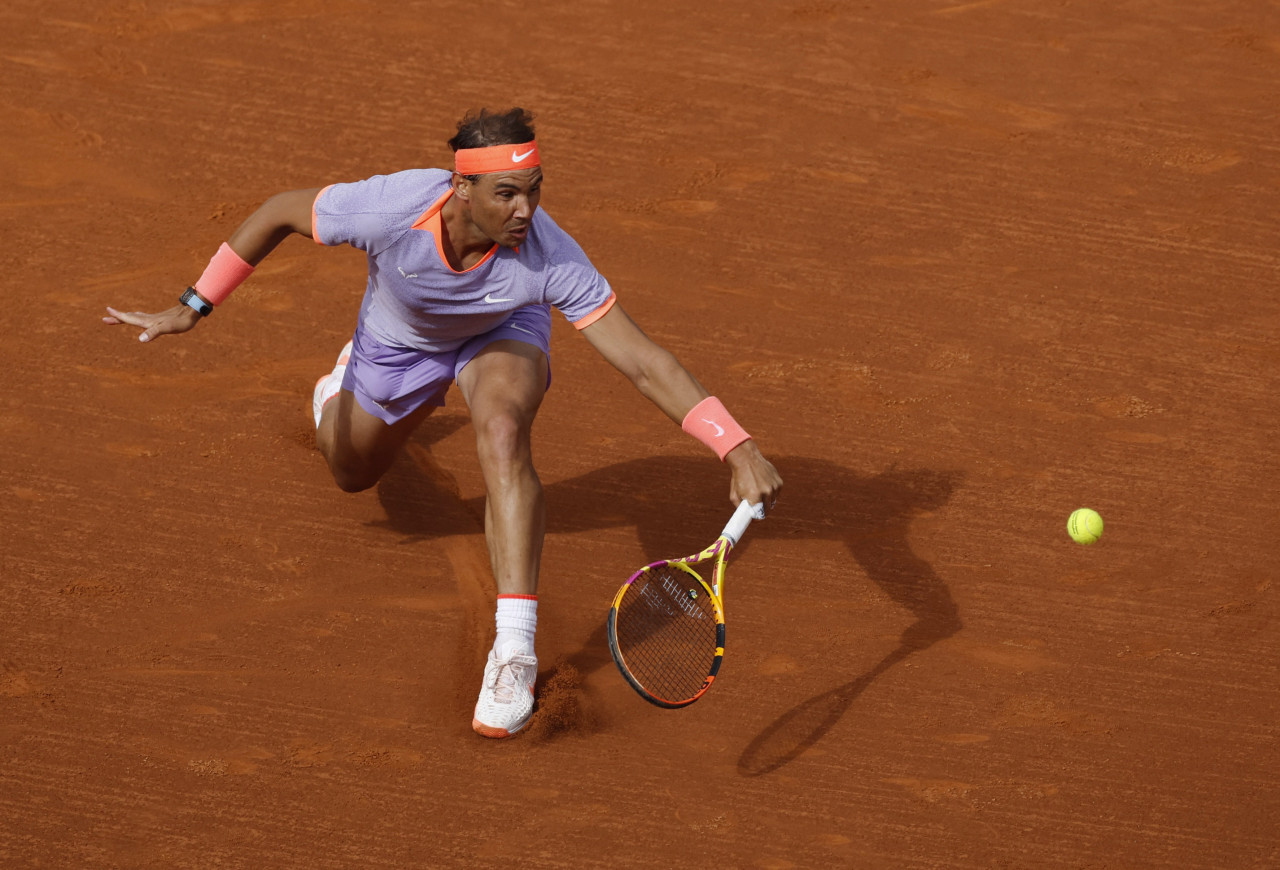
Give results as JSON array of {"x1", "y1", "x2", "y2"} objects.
[{"x1": 465, "y1": 169, "x2": 542, "y2": 248}]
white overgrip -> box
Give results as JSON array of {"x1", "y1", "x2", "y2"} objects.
[{"x1": 721, "y1": 499, "x2": 763, "y2": 547}]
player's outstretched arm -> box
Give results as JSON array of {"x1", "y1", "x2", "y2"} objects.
[
  {"x1": 579, "y1": 304, "x2": 709, "y2": 420},
  {"x1": 580, "y1": 303, "x2": 783, "y2": 511},
  {"x1": 103, "y1": 187, "x2": 321, "y2": 342}
]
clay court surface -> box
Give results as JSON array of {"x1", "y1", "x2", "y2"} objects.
[{"x1": 3, "y1": 1, "x2": 1278, "y2": 867}]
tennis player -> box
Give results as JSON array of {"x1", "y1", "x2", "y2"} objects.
[{"x1": 104, "y1": 108, "x2": 783, "y2": 738}]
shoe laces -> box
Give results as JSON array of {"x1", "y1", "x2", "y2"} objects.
[{"x1": 487, "y1": 655, "x2": 533, "y2": 704}]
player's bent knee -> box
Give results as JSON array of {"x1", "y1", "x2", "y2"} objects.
[
  {"x1": 327, "y1": 457, "x2": 383, "y2": 493},
  {"x1": 332, "y1": 473, "x2": 377, "y2": 494},
  {"x1": 474, "y1": 411, "x2": 530, "y2": 465}
]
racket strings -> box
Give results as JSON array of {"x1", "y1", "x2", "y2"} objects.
[{"x1": 614, "y1": 565, "x2": 720, "y2": 703}]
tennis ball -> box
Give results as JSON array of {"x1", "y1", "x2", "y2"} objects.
[{"x1": 1067, "y1": 508, "x2": 1104, "y2": 545}]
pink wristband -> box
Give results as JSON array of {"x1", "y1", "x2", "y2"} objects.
[
  {"x1": 682, "y1": 396, "x2": 751, "y2": 461},
  {"x1": 193, "y1": 242, "x2": 254, "y2": 306}
]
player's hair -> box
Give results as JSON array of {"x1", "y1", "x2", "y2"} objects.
[{"x1": 448, "y1": 107, "x2": 536, "y2": 152}]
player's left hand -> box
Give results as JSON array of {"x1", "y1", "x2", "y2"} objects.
[
  {"x1": 725, "y1": 440, "x2": 783, "y2": 517},
  {"x1": 103, "y1": 304, "x2": 202, "y2": 342}
]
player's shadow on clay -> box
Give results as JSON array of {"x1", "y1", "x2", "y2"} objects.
[
  {"x1": 366, "y1": 413, "x2": 480, "y2": 539},
  {"x1": 373, "y1": 433, "x2": 960, "y2": 762}
]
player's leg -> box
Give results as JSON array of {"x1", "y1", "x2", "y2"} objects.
[
  {"x1": 316, "y1": 388, "x2": 434, "y2": 492},
  {"x1": 311, "y1": 332, "x2": 449, "y2": 492},
  {"x1": 456, "y1": 338, "x2": 548, "y2": 598},
  {"x1": 456, "y1": 314, "x2": 551, "y2": 739}
]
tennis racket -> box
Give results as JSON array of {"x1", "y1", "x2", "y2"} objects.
[{"x1": 607, "y1": 499, "x2": 763, "y2": 708}]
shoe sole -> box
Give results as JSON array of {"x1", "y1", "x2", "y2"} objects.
[
  {"x1": 312, "y1": 343, "x2": 352, "y2": 425},
  {"x1": 471, "y1": 717, "x2": 530, "y2": 739},
  {"x1": 313, "y1": 375, "x2": 337, "y2": 426}
]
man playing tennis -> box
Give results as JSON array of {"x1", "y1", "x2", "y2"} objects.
[{"x1": 104, "y1": 108, "x2": 783, "y2": 738}]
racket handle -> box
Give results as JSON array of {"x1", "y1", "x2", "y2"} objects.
[{"x1": 722, "y1": 500, "x2": 763, "y2": 546}]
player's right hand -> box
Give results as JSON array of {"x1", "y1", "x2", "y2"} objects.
[
  {"x1": 102, "y1": 304, "x2": 202, "y2": 342},
  {"x1": 724, "y1": 439, "x2": 784, "y2": 517}
]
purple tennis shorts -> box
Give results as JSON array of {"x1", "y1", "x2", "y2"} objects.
[{"x1": 341, "y1": 304, "x2": 553, "y2": 424}]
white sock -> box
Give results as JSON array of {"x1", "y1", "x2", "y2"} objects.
[{"x1": 494, "y1": 595, "x2": 537, "y2": 658}]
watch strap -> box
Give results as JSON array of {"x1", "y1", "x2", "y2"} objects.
[{"x1": 180, "y1": 287, "x2": 213, "y2": 317}]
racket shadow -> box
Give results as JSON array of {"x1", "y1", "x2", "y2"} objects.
[
  {"x1": 736, "y1": 625, "x2": 957, "y2": 777},
  {"x1": 736, "y1": 646, "x2": 911, "y2": 776}
]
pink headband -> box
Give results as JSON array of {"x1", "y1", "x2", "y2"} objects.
[{"x1": 454, "y1": 141, "x2": 541, "y2": 175}]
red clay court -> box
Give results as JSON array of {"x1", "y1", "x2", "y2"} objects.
[{"x1": 2, "y1": 1, "x2": 1277, "y2": 867}]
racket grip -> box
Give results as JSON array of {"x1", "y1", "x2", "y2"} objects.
[{"x1": 722, "y1": 500, "x2": 763, "y2": 546}]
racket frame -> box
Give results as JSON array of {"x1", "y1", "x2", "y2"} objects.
[{"x1": 607, "y1": 500, "x2": 759, "y2": 708}]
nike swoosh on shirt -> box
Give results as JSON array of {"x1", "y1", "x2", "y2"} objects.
[
  {"x1": 483, "y1": 293, "x2": 515, "y2": 304},
  {"x1": 511, "y1": 148, "x2": 535, "y2": 163},
  {"x1": 702, "y1": 419, "x2": 726, "y2": 437}
]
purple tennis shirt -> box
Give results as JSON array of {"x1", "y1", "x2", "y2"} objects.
[{"x1": 312, "y1": 168, "x2": 615, "y2": 352}]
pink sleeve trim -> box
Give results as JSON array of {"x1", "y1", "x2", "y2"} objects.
[
  {"x1": 572, "y1": 291, "x2": 617, "y2": 330},
  {"x1": 311, "y1": 184, "x2": 335, "y2": 245},
  {"x1": 681, "y1": 396, "x2": 751, "y2": 461}
]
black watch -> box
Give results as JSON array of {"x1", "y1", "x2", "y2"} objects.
[{"x1": 180, "y1": 287, "x2": 213, "y2": 317}]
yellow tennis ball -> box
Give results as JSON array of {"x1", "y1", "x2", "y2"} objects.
[{"x1": 1067, "y1": 508, "x2": 1104, "y2": 545}]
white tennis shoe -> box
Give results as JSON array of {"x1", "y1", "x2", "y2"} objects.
[
  {"x1": 472, "y1": 648, "x2": 537, "y2": 739},
  {"x1": 312, "y1": 340, "x2": 352, "y2": 428}
]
